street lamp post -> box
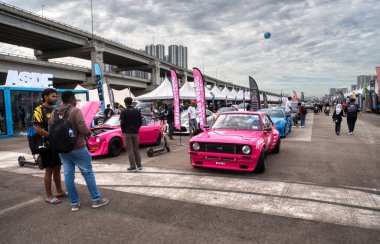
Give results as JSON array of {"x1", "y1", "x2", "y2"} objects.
[{"x1": 42, "y1": 5, "x2": 45, "y2": 17}]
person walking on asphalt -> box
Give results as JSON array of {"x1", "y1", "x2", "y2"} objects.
[
  {"x1": 50, "y1": 91, "x2": 109, "y2": 211},
  {"x1": 33, "y1": 88, "x2": 65, "y2": 205},
  {"x1": 285, "y1": 97, "x2": 294, "y2": 129},
  {"x1": 332, "y1": 104, "x2": 344, "y2": 135},
  {"x1": 298, "y1": 102, "x2": 307, "y2": 128},
  {"x1": 345, "y1": 97, "x2": 361, "y2": 135},
  {"x1": 120, "y1": 97, "x2": 143, "y2": 172},
  {"x1": 167, "y1": 105, "x2": 175, "y2": 140}
]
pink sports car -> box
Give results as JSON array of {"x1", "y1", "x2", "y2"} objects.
[
  {"x1": 87, "y1": 115, "x2": 163, "y2": 157},
  {"x1": 189, "y1": 111, "x2": 280, "y2": 173}
]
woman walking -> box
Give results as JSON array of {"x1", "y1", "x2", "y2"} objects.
[{"x1": 332, "y1": 104, "x2": 344, "y2": 135}]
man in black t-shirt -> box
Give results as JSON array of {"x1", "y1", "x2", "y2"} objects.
[
  {"x1": 344, "y1": 98, "x2": 361, "y2": 135},
  {"x1": 33, "y1": 88, "x2": 65, "y2": 204},
  {"x1": 104, "y1": 104, "x2": 114, "y2": 121},
  {"x1": 120, "y1": 97, "x2": 143, "y2": 172}
]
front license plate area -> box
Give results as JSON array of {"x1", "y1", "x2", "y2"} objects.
[{"x1": 216, "y1": 162, "x2": 225, "y2": 165}]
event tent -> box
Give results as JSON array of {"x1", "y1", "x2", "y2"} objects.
[
  {"x1": 210, "y1": 86, "x2": 226, "y2": 100},
  {"x1": 136, "y1": 77, "x2": 173, "y2": 100},
  {"x1": 221, "y1": 86, "x2": 236, "y2": 100},
  {"x1": 179, "y1": 81, "x2": 196, "y2": 100}
]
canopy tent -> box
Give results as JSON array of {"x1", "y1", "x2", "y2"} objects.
[
  {"x1": 179, "y1": 81, "x2": 196, "y2": 100},
  {"x1": 74, "y1": 84, "x2": 88, "y2": 91},
  {"x1": 113, "y1": 88, "x2": 135, "y2": 105},
  {"x1": 237, "y1": 90, "x2": 249, "y2": 101},
  {"x1": 136, "y1": 77, "x2": 173, "y2": 100},
  {"x1": 210, "y1": 86, "x2": 226, "y2": 100},
  {"x1": 221, "y1": 87, "x2": 236, "y2": 100},
  {"x1": 229, "y1": 89, "x2": 242, "y2": 101}
]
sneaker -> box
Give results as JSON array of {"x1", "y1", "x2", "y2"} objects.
[
  {"x1": 349, "y1": 132, "x2": 353, "y2": 135},
  {"x1": 137, "y1": 167, "x2": 143, "y2": 171},
  {"x1": 301, "y1": 126, "x2": 304, "y2": 128},
  {"x1": 71, "y1": 204, "x2": 80, "y2": 212},
  {"x1": 92, "y1": 198, "x2": 109, "y2": 208},
  {"x1": 127, "y1": 167, "x2": 137, "y2": 172}
]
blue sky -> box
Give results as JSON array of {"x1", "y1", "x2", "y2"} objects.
[{"x1": 1, "y1": 0, "x2": 379, "y2": 97}]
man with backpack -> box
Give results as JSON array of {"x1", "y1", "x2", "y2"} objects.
[
  {"x1": 33, "y1": 88, "x2": 66, "y2": 205},
  {"x1": 298, "y1": 102, "x2": 308, "y2": 128},
  {"x1": 344, "y1": 97, "x2": 361, "y2": 135},
  {"x1": 49, "y1": 91, "x2": 109, "y2": 211}
]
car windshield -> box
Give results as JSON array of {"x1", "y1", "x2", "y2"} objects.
[
  {"x1": 103, "y1": 116, "x2": 120, "y2": 126},
  {"x1": 212, "y1": 113, "x2": 261, "y2": 130},
  {"x1": 217, "y1": 107, "x2": 236, "y2": 113},
  {"x1": 265, "y1": 110, "x2": 284, "y2": 118}
]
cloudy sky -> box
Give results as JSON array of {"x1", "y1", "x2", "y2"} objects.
[{"x1": 1, "y1": 0, "x2": 379, "y2": 96}]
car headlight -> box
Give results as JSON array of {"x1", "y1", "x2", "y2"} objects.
[
  {"x1": 192, "y1": 142, "x2": 200, "y2": 151},
  {"x1": 95, "y1": 136, "x2": 100, "y2": 143},
  {"x1": 275, "y1": 121, "x2": 283, "y2": 125},
  {"x1": 242, "y1": 145, "x2": 251, "y2": 154}
]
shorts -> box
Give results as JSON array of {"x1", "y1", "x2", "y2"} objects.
[{"x1": 40, "y1": 149, "x2": 61, "y2": 169}]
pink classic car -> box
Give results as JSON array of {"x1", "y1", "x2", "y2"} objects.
[
  {"x1": 189, "y1": 111, "x2": 280, "y2": 173},
  {"x1": 87, "y1": 115, "x2": 163, "y2": 157}
]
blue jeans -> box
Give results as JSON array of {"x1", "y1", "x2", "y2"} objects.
[
  {"x1": 59, "y1": 147, "x2": 101, "y2": 206},
  {"x1": 300, "y1": 116, "x2": 306, "y2": 127},
  {"x1": 190, "y1": 118, "x2": 198, "y2": 131}
]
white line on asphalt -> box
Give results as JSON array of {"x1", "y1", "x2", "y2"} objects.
[
  {"x1": 0, "y1": 197, "x2": 42, "y2": 217},
  {"x1": 2, "y1": 159, "x2": 380, "y2": 230}
]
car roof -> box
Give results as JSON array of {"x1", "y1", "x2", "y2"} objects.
[{"x1": 220, "y1": 111, "x2": 264, "y2": 115}]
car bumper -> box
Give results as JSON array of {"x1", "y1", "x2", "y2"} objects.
[
  {"x1": 87, "y1": 141, "x2": 108, "y2": 157},
  {"x1": 189, "y1": 152, "x2": 259, "y2": 172}
]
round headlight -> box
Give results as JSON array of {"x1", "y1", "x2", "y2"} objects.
[
  {"x1": 95, "y1": 137, "x2": 101, "y2": 143},
  {"x1": 242, "y1": 145, "x2": 251, "y2": 154},
  {"x1": 192, "y1": 142, "x2": 200, "y2": 151}
]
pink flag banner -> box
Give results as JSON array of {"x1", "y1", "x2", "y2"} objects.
[
  {"x1": 193, "y1": 68, "x2": 206, "y2": 131},
  {"x1": 170, "y1": 69, "x2": 181, "y2": 130},
  {"x1": 376, "y1": 67, "x2": 380, "y2": 103},
  {"x1": 292, "y1": 90, "x2": 299, "y2": 102}
]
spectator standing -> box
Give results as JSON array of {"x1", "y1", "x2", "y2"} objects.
[
  {"x1": 332, "y1": 104, "x2": 344, "y2": 135},
  {"x1": 298, "y1": 102, "x2": 307, "y2": 128},
  {"x1": 167, "y1": 105, "x2": 174, "y2": 140},
  {"x1": 33, "y1": 88, "x2": 65, "y2": 205},
  {"x1": 104, "y1": 104, "x2": 114, "y2": 120},
  {"x1": 49, "y1": 91, "x2": 108, "y2": 211},
  {"x1": 188, "y1": 102, "x2": 198, "y2": 136},
  {"x1": 120, "y1": 97, "x2": 143, "y2": 172}
]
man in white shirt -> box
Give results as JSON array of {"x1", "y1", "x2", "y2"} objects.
[
  {"x1": 285, "y1": 97, "x2": 294, "y2": 130},
  {"x1": 188, "y1": 102, "x2": 198, "y2": 135}
]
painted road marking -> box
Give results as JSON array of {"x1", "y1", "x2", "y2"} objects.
[
  {"x1": 0, "y1": 197, "x2": 42, "y2": 217},
  {"x1": 1, "y1": 155, "x2": 379, "y2": 230}
]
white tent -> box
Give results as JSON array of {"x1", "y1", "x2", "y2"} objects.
[
  {"x1": 210, "y1": 86, "x2": 226, "y2": 100},
  {"x1": 229, "y1": 89, "x2": 241, "y2": 101},
  {"x1": 179, "y1": 81, "x2": 196, "y2": 100},
  {"x1": 113, "y1": 88, "x2": 135, "y2": 105},
  {"x1": 237, "y1": 90, "x2": 249, "y2": 101},
  {"x1": 136, "y1": 77, "x2": 173, "y2": 100},
  {"x1": 74, "y1": 84, "x2": 88, "y2": 91},
  {"x1": 221, "y1": 87, "x2": 235, "y2": 100}
]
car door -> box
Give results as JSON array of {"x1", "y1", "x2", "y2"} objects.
[{"x1": 262, "y1": 115, "x2": 274, "y2": 150}]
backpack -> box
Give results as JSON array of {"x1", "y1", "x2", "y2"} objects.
[
  {"x1": 49, "y1": 109, "x2": 77, "y2": 153},
  {"x1": 27, "y1": 122, "x2": 47, "y2": 154}
]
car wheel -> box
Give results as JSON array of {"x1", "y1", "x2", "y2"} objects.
[
  {"x1": 108, "y1": 138, "x2": 122, "y2": 157},
  {"x1": 96, "y1": 117, "x2": 104, "y2": 125},
  {"x1": 273, "y1": 138, "x2": 281, "y2": 154},
  {"x1": 254, "y1": 149, "x2": 267, "y2": 173},
  {"x1": 155, "y1": 135, "x2": 162, "y2": 146}
]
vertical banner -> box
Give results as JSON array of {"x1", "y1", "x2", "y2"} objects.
[
  {"x1": 376, "y1": 67, "x2": 380, "y2": 103},
  {"x1": 94, "y1": 63, "x2": 105, "y2": 111},
  {"x1": 300, "y1": 92, "x2": 305, "y2": 102},
  {"x1": 292, "y1": 90, "x2": 298, "y2": 102},
  {"x1": 170, "y1": 69, "x2": 181, "y2": 130},
  {"x1": 249, "y1": 76, "x2": 260, "y2": 111},
  {"x1": 358, "y1": 93, "x2": 363, "y2": 111},
  {"x1": 105, "y1": 77, "x2": 115, "y2": 109},
  {"x1": 193, "y1": 68, "x2": 206, "y2": 131}
]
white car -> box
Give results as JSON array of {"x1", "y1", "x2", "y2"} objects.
[{"x1": 171, "y1": 109, "x2": 214, "y2": 134}]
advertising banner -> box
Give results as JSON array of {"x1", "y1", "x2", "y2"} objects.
[
  {"x1": 193, "y1": 68, "x2": 206, "y2": 131},
  {"x1": 300, "y1": 92, "x2": 305, "y2": 102},
  {"x1": 376, "y1": 67, "x2": 380, "y2": 102},
  {"x1": 94, "y1": 63, "x2": 104, "y2": 110},
  {"x1": 249, "y1": 76, "x2": 260, "y2": 111},
  {"x1": 292, "y1": 90, "x2": 298, "y2": 102},
  {"x1": 358, "y1": 94, "x2": 363, "y2": 111},
  {"x1": 263, "y1": 92, "x2": 268, "y2": 108},
  {"x1": 170, "y1": 69, "x2": 181, "y2": 130},
  {"x1": 370, "y1": 91, "x2": 378, "y2": 110}
]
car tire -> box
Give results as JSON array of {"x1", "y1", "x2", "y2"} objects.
[
  {"x1": 95, "y1": 117, "x2": 104, "y2": 125},
  {"x1": 155, "y1": 135, "x2": 162, "y2": 146},
  {"x1": 273, "y1": 138, "x2": 281, "y2": 154},
  {"x1": 108, "y1": 138, "x2": 122, "y2": 157},
  {"x1": 254, "y1": 149, "x2": 267, "y2": 173}
]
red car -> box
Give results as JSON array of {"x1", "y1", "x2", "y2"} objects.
[{"x1": 189, "y1": 111, "x2": 280, "y2": 173}]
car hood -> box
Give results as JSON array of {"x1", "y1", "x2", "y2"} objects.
[
  {"x1": 270, "y1": 117, "x2": 286, "y2": 124},
  {"x1": 77, "y1": 101, "x2": 102, "y2": 128},
  {"x1": 192, "y1": 129, "x2": 262, "y2": 144}
]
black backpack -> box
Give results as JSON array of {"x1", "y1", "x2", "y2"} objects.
[{"x1": 49, "y1": 109, "x2": 77, "y2": 153}]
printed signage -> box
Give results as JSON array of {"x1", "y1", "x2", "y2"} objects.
[{"x1": 5, "y1": 70, "x2": 53, "y2": 88}]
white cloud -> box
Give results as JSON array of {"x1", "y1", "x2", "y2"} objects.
[{"x1": 1, "y1": 0, "x2": 379, "y2": 96}]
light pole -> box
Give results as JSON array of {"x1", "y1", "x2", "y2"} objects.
[
  {"x1": 42, "y1": 5, "x2": 45, "y2": 17},
  {"x1": 90, "y1": 0, "x2": 94, "y2": 37}
]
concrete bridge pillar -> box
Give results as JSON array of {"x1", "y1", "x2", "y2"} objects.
[
  {"x1": 90, "y1": 41, "x2": 105, "y2": 85},
  {"x1": 34, "y1": 50, "x2": 48, "y2": 61}
]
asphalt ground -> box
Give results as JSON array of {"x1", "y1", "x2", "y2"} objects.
[{"x1": 0, "y1": 112, "x2": 379, "y2": 243}]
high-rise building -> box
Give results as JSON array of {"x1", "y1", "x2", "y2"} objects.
[
  {"x1": 357, "y1": 75, "x2": 376, "y2": 88},
  {"x1": 155, "y1": 44, "x2": 165, "y2": 60},
  {"x1": 351, "y1": 84, "x2": 357, "y2": 91},
  {"x1": 145, "y1": 44, "x2": 188, "y2": 68},
  {"x1": 168, "y1": 45, "x2": 178, "y2": 66},
  {"x1": 329, "y1": 88, "x2": 337, "y2": 95}
]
